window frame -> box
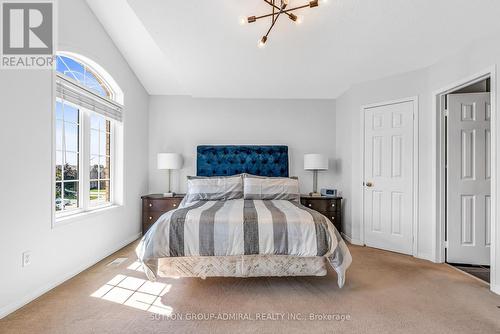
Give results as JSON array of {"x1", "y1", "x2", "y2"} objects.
[
  {"x1": 88, "y1": 115, "x2": 113, "y2": 208},
  {"x1": 54, "y1": 97, "x2": 117, "y2": 221},
  {"x1": 52, "y1": 52, "x2": 124, "y2": 228},
  {"x1": 55, "y1": 98, "x2": 82, "y2": 216}
]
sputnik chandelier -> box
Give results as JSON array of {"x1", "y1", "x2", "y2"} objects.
[{"x1": 241, "y1": 0, "x2": 324, "y2": 47}]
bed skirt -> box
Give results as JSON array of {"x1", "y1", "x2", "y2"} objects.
[{"x1": 153, "y1": 255, "x2": 328, "y2": 278}]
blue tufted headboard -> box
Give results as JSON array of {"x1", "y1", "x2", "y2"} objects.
[{"x1": 197, "y1": 145, "x2": 289, "y2": 177}]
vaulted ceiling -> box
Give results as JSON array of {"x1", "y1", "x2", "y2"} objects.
[{"x1": 87, "y1": 0, "x2": 500, "y2": 98}]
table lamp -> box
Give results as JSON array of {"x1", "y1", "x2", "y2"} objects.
[
  {"x1": 304, "y1": 153, "x2": 328, "y2": 196},
  {"x1": 157, "y1": 153, "x2": 183, "y2": 197}
]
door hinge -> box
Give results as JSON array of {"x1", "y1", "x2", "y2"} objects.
[
  {"x1": 444, "y1": 109, "x2": 449, "y2": 117},
  {"x1": 444, "y1": 241, "x2": 449, "y2": 248}
]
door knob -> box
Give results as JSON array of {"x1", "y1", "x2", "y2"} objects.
[{"x1": 365, "y1": 182, "x2": 373, "y2": 187}]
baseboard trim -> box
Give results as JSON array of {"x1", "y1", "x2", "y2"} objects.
[
  {"x1": 491, "y1": 284, "x2": 500, "y2": 295},
  {"x1": 416, "y1": 252, "x2": 436, "y2": 263},
  {"x1": 341, "y1": 232, "x2": 363, "y2": 246},
  {"x1": 0, "y1": 232, "x2": 142, "y2": 319}
]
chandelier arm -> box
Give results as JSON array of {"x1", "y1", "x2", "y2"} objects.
[
  {"x1": 264, "y1": 4, "x2": 285, "y2": 38},
  {"x1": 263, "y1": 0, "x2": 295, "y2": 20},
  {"x1": 255, "y1": 12, "x2": 281, "y2": 20},
  {"x1": 254, "y1": 3, "x2": 314, "y2": 22},
  {"x1": 272, "y1": 0, "x2": 275, "y2": 24},
  {"x1": 282, "y1": 4, "x2": 310, "y2": 12}
]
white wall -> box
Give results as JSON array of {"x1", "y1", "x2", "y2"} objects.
[
  {"x1": 148, "y1": 96, "x2": 337, "y2": 196},
  {"x1": 335, "y1": 34, "x2": 500, "y2": 294},
  {"x1": 0, "y1": 0, "x2": 149, "y2": 317}
]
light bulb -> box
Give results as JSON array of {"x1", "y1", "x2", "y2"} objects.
[
  {"x1": 295, "y1": 15, "x2": 304, "y2": 24},
  {"x1": 257, "y1": 36, "x2": 267, "y2": 48},
  {"x1": 239, "y1": 16, "x2": 247, "y2": 25}
]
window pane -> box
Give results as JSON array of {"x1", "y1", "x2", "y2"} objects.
[
  {"x1": 56, "y1": 151, "x2": 62, "y2": 181},
  {"x1": 57, "y1": 55, "x2": 84, "y2": 82},
  {"x1": 99, "y1": 131, "x2": 106, "y2": 156},
  {"x1": 63, "y1": 182, "x2": 79, "y2": 209},
  {"x1": 90, "y1": 191, "x2": 101, "y2": 205},
  {"x1": 90, "y1": 180, "x2": 99, "y2": 202},
  {"x1": 55, "y1": 120, "x2": 63, "y2": 151},
  {"x1": 56, "y1": 56, "x2": 68, "y2": 77},
  {"x1": 97, "y1": 115, "x2": 106, "y2": 131},
  {"x1": 84, "y1": 71, "x2": 108, "y2": 98},
  {"x1": 90, "y1": 113, "x2": 100, "y2": 130},
  {"x1": 63, "y1": 103, "x2": 79, "y2": 124},
  {"x1": 55, "y1": 183, "x2": 62, "y2": 211},
  {"x1": 64, "y1": 152, "x2": 79, "y2": 180},
  {"x1": 56, "y1": 55, "x2": 111, "y2": 98},
  {"x1": 100, "y1": 155, "x2": 109, "y2": 179},
  {"x1": 56, "y1": 101, "x2": 63, "y2": 120},
  {"x1": 100, "y1": 180, "x2": 110, "y2": 202},
  {"x1": 64, "y1": 122, "x2": 79, "y2": 152},
  {"x1": 90, "y1": 129, "x2": 99, "y2": 155},
  {"x1": 90, "y1": 181, "x2": 110, "y2": 205},
  {"x1": 90, "y1": 155, "x2": 99, "y2": 180}
]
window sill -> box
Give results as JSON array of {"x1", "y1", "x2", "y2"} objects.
[{"x1": 53, "y1": 204, "x2": 122, "y2": 228}]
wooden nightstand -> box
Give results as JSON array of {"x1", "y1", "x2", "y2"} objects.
[
  {"x1": 141, "y1": 194, "x2": 185, "y2": 235},
  {"x1": 300, "y1": 195, "x2": 342, "y2": 233}
]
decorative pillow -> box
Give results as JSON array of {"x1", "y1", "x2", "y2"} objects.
[
  {"x1": 243, "y1": 174, "x2": 300, "y2": 202},
  {"x1": 183, "y1": 175, "x2": 243, "y2": 204}
]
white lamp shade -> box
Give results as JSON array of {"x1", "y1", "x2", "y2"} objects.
[
  {"x1": 157, "y1": 153, "x2": 183, "y2": 170},
  {"x1": 304, "y1": 154, "x2": 328, "y2": 170}
]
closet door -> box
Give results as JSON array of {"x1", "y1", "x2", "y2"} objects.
[
  {"x1": 363, "y1": 100, "x2": 414, "y2": 255},
  {"x1": 447, "y1": 92, "x2": 491, "y2": 265}
]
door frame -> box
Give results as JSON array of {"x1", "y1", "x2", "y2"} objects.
[
  {"x1": 360, "y1": 96, "x2": 419, "y2": 256},
  {"x1": 433, "y1": 67, "x2": 497, "y2": 292}
]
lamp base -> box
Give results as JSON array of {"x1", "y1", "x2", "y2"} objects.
[
  {"x1": 162, "y1": 192, "x2": 175, "y2": 197},
  {"x1": 309, "y1": 192, "x2": 322, "y2": 197}
]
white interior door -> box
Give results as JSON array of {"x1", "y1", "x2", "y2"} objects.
[
  {"x1": 447, "y1": 92, "x2": 491, "y2": 265},
  {"x1": 363, "y1": 100, "x2": 414, "y2": 255}
]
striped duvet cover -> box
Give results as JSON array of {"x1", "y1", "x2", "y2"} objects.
[{"x1": 136, "y1": 199, "x2": 352, "y2": 287}]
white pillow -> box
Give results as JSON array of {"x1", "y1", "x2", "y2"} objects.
[{"x1": 243, "y1": 174, "x2": 300, "y2": 202}]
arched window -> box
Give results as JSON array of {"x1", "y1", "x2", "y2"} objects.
[
  {"x1": 54, "y1": 52, "x2": 123, "y2": 220},
  {"x1": 56, "y1": 54, "x2": 113, "y2": 99}
]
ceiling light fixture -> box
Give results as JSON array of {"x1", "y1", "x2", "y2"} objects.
[{"x1": 242, "y1": 0, "x2": 320, "y2": 47}]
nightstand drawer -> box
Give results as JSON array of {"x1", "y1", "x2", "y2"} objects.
[
  {"x1": 324, "y1": 212, "x2": 341, "y2": 232},
  {"x1": 301, "y1": 198, "x2": 339, "y2": 213},
  {"x1": 143, "y1": 198, "x2": 182, "y2": 212},
  {"x1": 141, "y1": 194, "x2": 185, "y2": 235},
  {"x1": 142, "y1": 211, "x2": 166, "y2": 233},
  {"x1": 300, "y1": 195, "x2": 343, "y2": 234}
]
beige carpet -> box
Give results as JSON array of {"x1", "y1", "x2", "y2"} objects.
[{"x1": 1, "y1": 241, "x2": 500, "y2": 334}]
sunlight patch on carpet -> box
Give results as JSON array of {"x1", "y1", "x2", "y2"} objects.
[
  {"x1": 91, "y1": 274, "x2": 173, "y2": 315},
  {"x1": 127, "y1": 261, "x2": 145, "y2": 272}
]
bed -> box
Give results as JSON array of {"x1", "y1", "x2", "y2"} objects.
[{"x1": 136, "y1": 145, "x2": 352, "y2": 287}]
